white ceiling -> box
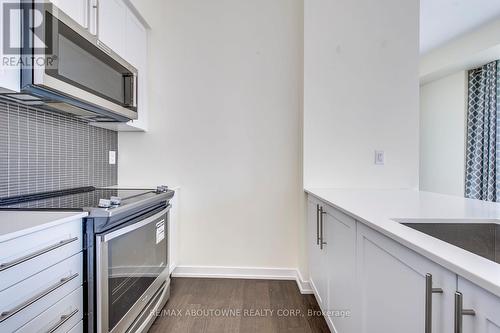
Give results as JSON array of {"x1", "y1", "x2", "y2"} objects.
[{"x1": 420, "y1": 0, "x2": 500, "y2": 54}]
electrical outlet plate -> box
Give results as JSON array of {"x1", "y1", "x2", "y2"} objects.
[
  {"x1": 375, "y1": 150, "x2": 384, "y2": 165},
  {"x1": 109, "y1": 151, "x2": 116, "y2": 165}
]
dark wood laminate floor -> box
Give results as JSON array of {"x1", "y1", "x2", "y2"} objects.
[{"x1": 149, "y1": 278, "x2": 330, "y2": 333}]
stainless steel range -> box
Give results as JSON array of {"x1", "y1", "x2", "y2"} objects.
[{"x1": 0, "y1": 185, "x2": 175, "y2": 333}]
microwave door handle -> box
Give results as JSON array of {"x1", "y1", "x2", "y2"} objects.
[
  {"x1": 133, "y1": 73, "x2": 138, "y2": 108},
  {"x1": 123, "y1": 73, "x2": 137, "y2": 108}
]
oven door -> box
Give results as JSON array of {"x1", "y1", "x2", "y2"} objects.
[
  {"x1": 22, "y1": 2, "x2": 138, "y2": 121},
  {"x1": 96, "y1": 207, "x2": 169, "y2": 333}
]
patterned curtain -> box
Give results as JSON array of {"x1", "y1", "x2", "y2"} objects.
[{"x1": 465, "y1": 61, "x2": 499, "y2": 201}]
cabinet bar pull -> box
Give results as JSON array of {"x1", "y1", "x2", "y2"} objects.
[
  {"x1": 319, "y1": 206, "x2": 327, "y2": 250},
  {"x1": 425, "y1": 273, "x2": 443, "y2": 333},
  {"x1": 0, "y1": 237, "x2": 78, "y2": 272},
  {"x1": 93, "y1": 0, "x2": 99, "y2": 36},
  {"x1": 84, "y1": 0, "x2": 90, "y2": 30},
  {"x1": 46, "y1": 308, "x2": 79, "y2": 333},
  {"x1": 316, "y1": 204, "x2": 320, "y2": 245},
  {"x1": 0, "y1": 273, "x2": 79, "y2": 323},
  {"x1": 454, "y1": 292, "x2": 475, "y2": 333}
]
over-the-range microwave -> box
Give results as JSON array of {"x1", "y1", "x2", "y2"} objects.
[{"x1": 0, "y1": 1, "x2": 138, "y2": 122}]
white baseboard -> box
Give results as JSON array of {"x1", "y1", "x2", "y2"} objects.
[
  {"x1": 172, "y1": 265, "x2": 313, "y2": 294},
  {"x1": 295, "y1": 269, "x2": 313, "y2": 294}
]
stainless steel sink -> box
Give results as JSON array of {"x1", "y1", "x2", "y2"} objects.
[{"x1": 399, "y1": 220, "x2": 500, "y2": 264}]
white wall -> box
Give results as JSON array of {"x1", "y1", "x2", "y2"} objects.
[
  {"x1": 419, "y1": 18, "x2": 498, "y2": 196},
  {"x1": 303, "y1": 0, "x2": 420, "y2": 189},
  {"x1": 119, "y1": 0, "x2": 304, "y2": 269},
  {"x1": 419, "y1": 72, "x2": 467, "y2": 196},
  {"x1": 421, "y1": 18, "x2": 500, "y2": 83}
]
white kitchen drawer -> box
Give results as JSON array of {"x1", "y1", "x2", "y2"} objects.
[
  {"x1": 0, "y1": 253, "x2": 82, "y2": 332},
  {"x1": 0, "y1": 219, "x2": 82, "y2": 291},
  {"x1": 16, "y1": 287, "x2": 83, "y2": 333},
  {"x1": 67, "y1": 321, "x2": 83, "y2": 333}
]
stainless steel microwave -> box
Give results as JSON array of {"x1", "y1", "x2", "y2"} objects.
[{"x1": 0, "y1": 1, "x2": 138, "y2": 122}]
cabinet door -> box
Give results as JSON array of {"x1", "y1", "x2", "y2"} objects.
[
  {"x1": 97, "y1": 0, "x2": 126, "y2": 56},
  {"x1": 356, "y1": 223, "x2": 456, "y2": 333},
  {"x1": 123, "y1": 9, "x2": 145, "y2": 67},
  {"x1": 325, "y1": 208, "x2": 356, "y2": 333},
  {"x1": 307, "y1": 198, "x2": 327, "y2": 308},
  {"x1": 123, "y1": 8, "x2": 148, "y2": 130},
  {"x1": 458, "y1": 277, "x2": 500, "y2": 333},
  {"x1": 50, "y1": 0, "x2": 89, "y2": 29}
]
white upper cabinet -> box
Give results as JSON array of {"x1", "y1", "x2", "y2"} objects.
[
  {"x1": 97, "y1": 0, "x2": 126, "y2": 56},
  {"x1": 458, "y1": 277, "x2": 500, "y2": 333},
  {"x1": 50, "y1": 0, "x2": 89, "y2": 29},
  {"x1": 123, "y1": 9, "x2": 145, "y2": 68},
  {"x1": 0, "y1": 0, "x2": 21, "y2": 92},
  {"x1": 123, "y1": 8, "x2": 148, "y2": 131},
  {"x1": 93, "y1": 0, "x2": 149, "y2": 131},
  {"x1": 1, "y1": 0, "x2": 149, "y2": 129}
]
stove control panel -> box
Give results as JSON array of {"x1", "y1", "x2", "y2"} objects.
[
  {"x1": 156, "y1": 185, "x2": 169, "y2": 193},
  {"x1": 98, "y1": 199, "x2": 112, "y2": 208},
  {"x1": 110, "y1": 196, "x2": 121, "y2": 205}
]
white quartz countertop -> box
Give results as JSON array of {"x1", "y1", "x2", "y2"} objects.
[
  {"x1": 305, "y1": 188, "x2": 500, "y2": 298},
  {"x1": 0, "y1": 211, "x2": 88, "y2": 242}
]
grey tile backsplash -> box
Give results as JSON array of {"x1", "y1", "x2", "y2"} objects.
[{"x1": 0, "y1": 101, "x2": 117, "y2": 198}]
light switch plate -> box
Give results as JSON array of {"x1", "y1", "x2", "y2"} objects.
[
  {"x1": 109, "y1": 151, "x2": 116, "y2": 165},
  {"x1": 374, "y1": 150, "x2": 384, "y2": 165}
]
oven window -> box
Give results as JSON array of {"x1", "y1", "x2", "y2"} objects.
[{"x1": 106, "y1": 217, "x2": 167, "y2": 330}]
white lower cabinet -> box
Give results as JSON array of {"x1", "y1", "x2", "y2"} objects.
[
  {"x1": 16, "y1": 287, "x2": 83, "y2": 333},
  {"x1": 356, "y1": 223, "x2": 456, "y2": 333},
  {"x1": 307, "y1": 197, "x2": 357, "y2": 333},
  {"x1": 0, "y1": 219, "x2": 82, "y2": 291},
  {"x1": 325, "y1": 207, "x2": 356, "y2": 333},
  {"x1": 306, "y1": 194, "x2": 485, "y2": 333},
  {"x1": 457, "y1": 277, "x2": 500, "y2": 333},
  {"x1": 0, "y1": 217, "x2": 84, "y2": 333},
  {"x1": 0, "y1": 253, "x2": 83, "y2": 332},
  {"x1": 68, "y1": 321, "x2": 84, "y2": 333},
  {"x1": 307, "y1": 198, "x2": 327, "y2": 308}
]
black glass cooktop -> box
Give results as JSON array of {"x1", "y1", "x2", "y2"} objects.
[{"x1": 0, "y1": 187, "x2": 156, "y2": 210}]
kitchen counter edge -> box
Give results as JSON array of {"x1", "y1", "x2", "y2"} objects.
[
  {"x1": 304, "y1": 188, "x2": 500, "y2": 298},
  {"x1": 0, "y1": 211, "x2": 88, "y2": 243}
]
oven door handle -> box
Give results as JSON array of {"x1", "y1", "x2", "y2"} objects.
[{"x1": 101, "y1": 205, "x2": 170, "y2": 242}]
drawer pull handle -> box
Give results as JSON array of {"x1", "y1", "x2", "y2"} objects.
[
  {"x1": 46, "y1": 308, "x2": 79, "y2": 333},
  {"x1": 0, "y1": 273, "x2": 79, "y2": 323},
  {"x1": 0, "y1": 237, "x2": 78, "y2": 272}
]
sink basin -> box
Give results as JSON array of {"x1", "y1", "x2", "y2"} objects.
[{"x1": 398, "y1": 220, "x2": 500, "y2": 264}]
